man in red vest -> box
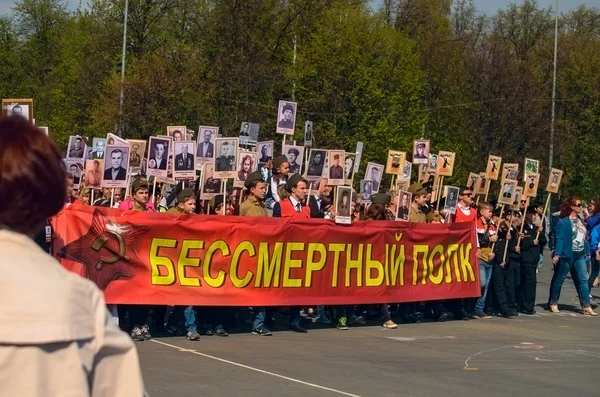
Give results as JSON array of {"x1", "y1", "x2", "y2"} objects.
[{"x1": 273, "y1": 173, "x2": 309, "y2": 332}]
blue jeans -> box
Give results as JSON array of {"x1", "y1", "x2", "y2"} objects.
[
  {"x1": 184, "y1": 306, "x2": 197, "y2": 332},
  {"x1": 549, "y1": 251, "x2": 591, "y2": 307},
  {"x1": 475, "y1": 259, "x2": 493, "y2": 313}
]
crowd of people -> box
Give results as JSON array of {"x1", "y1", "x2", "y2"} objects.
[{"x1": 53, "y1": 150, "x2": 600, "y2": 342}]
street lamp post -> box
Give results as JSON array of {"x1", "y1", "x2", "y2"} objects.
[
  {"x1": 549, "y1": 0, "x2": 558, "y2": 172},
  {"x1": 118, "y1": 0, "x2": 129, "y2": 138}
]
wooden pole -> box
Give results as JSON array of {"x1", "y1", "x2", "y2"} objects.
[
  {"x1": 222, "y1": 179, "x2": 227, "y2": 215},
  {"x1": 153, "y1": 179, "x2": 157, "y2": 207},
  {"x1": 484, "y1": 179, "x2": 491, "y2": 202},
  {"x1": 110, "y1": 188, "x2": 115, "y2": 208},
  {"x1": 502, "y1": 212, "x2": 514, "y2": 263},
  {"x1": 390, "y1": 174, "x2": 396, "y2": 191},
  {"x1": 307, "y1": 182, "x2": 313, "y2": 206},
  {"x1": 91, "y1": 189, "x2": 95, "y2": 205},
  {"x1": 491, "y1": 204, "x2": 504, "y2": 251},
  {"x1": 436, "y1": 176, "x2": 444, "y2": 211},
  {"x1": 517, "y1": 196, "x2": 530, "y2": 246},
  {"x1": 536, "y1": 193, "x2": 552, "y2": 240}
]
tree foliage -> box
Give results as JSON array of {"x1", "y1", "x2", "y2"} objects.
[{"x1": 2, "y1": 0, "x2": 600, "y2": 198}]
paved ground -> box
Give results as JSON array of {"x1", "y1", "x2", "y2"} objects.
[{"x1": 137, "y1": 258, "x2": 600, "y2": 397}]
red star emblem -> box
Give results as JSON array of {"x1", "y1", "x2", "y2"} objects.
[{"x1": 58, "y1": 209, "x2": 149, "y2": 290}]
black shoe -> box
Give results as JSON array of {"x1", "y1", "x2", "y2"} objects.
[
  {"x1": 508, "y1": 311, "x2": 519, "y2": 317},
  {"x1": 289, "y1": 324, "x2": 307, "y2": 333},
  {"x1": 164, "y1": 323, "x2": 179, "y2": 336},
  {"x1": 141, "y1": 324, "x2": 152, "y2": 340},
  {"x1": 215, "y1": 327, "x2": 229, "y2": 337},
  {"x1": 502, "y1": 312, "x2": 513, "y2": 318},
  {"x1": 252, "y1": 327, "x2": 273, "y2": 336},
  {"x1": 202, "y1": 326, "x2": 214, "y2": 336},
  {"x1": 521, "y1": 310, "x2": 536, "y2": 315},
  {"x1": 131, "y1": 327, "x2": 145, "y2": 342}
]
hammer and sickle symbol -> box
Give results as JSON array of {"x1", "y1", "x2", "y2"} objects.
[{"x1": 91, "y1": 231, "x2": 131, "y2": 271}]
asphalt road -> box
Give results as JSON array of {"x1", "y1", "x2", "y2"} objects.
[{"x1": 136, "y1": 258, "x2": 600, "y2": 397}]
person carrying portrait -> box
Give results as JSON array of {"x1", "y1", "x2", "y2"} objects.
[
  {"x1": 491, "y1": 210, "x2": 521, "y2": 318},
  {"x1": 518, "y1": 205, "x2": 547, "y2": 315}
]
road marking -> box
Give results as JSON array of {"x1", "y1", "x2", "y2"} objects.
[
  {"x1": 151, "y1": 339, "x2": 363, "y2": 397},
  {"x1": 463, "y1": 345, "x2": 511, "y2": 370},
  {"x1": 387, "y1": 336, "x2": 455, "y2": 342}
]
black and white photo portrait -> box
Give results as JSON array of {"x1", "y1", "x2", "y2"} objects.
[
  {"x1": 239, "y1": 122, "x2": 260, "y2": 145},
  {"x1": 67, "y1": 136, "x2": 87, "y2": 160},
  {"x1": 167, "y1": 126, "x2": 186, "y2": 142},
  {"x1": 444, "y1": 186, "x2": 460, "y2": 214},
  {"x1": 412, "y1": 140, "x2": 430, "y2": 165},
  {"x1": 283, "y1": 144, "x2": 304, "y2": 175},
  {"x1": 257, "y1": 141, "x2": 274, "y2": 165},
  {"x1": 402, "y1": 160, "x2": 412, "y2": 180},
  {"x1": 127, "y1": 139, "x2": 146, "y2": 169},
  {"x1": 502, "y1": 163, "x2": 519, "y2": 182},
  {"x1": 498, "y1": 180, "x2": 517, "y2": 205},
  {"x1": 2, "y1": 98, "x2": 33, "y2": 122},
  {"x1": 428, "y1": 153, "x2": 438, "y2": 173},
  {"x1": 366, "y1": 162, "x2": 384, "y2": 192},
  {"x1": 196, "y1": 126, "x2": 218, "y2": 167},
  {"x1": 173, "y1": 141, "x2": 196, "y2": 181},
  {"x1": 66, "y1": 161, "x2": 81, "y2": 188},
  {"x1": 90, "y1": 138, "x2": 106, "y2": 160},
  {"x1": 305, "y1": 121, "x2": 313, "y2": 147},
  {"x1": 396, "y1": 190, "x2": 412, "y2": 221},
  {"x1": 235, "y1": 152, "x2": 258, "y2": 187},
  {"x1": 102, "y1": 145, "x2": 130, "y2": 188},
  {"x1": 200, "y1": 162, "x2": 223, "y2": 200},
  {"x1": 328, "y1": 150, "x2": 345, "y2": 185},
  {"x1": 146, "y1": 136, "x2": 171, "y2": 178},
  {"x1": 344, "y1": 153, "x2": 355, "y2": 182},
  {"x1": 360, "y1": 179, "x2": 373, "y2": 203},
  {"x1": 307, "y1": 149, "x2": 326, "y2": 179},
  {"x1": 214, "y1": 137, "x2": 239, "y2": 179},
  {"x1": 336, "y1": 186, "x2": 352, "y2": 218},
  {"x1": 276, "y1": 100, "x2": 297, "y2": 135}
]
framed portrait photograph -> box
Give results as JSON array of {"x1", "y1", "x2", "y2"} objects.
[
  {"x1": 66, "y1": 136, "x2": 87, "y2": 161},
  {"x1": 173, "y1": 141, "x2": 196, "y2": 180},
  {"x1": 396, "y1": 178, "x2": 410, "y2": 192},
  {"x1": 396, "y1": 190, "x2": 412, "y2": 221},
  {"x1": 500, "y1": 163, "x2": 518, "y2": 182},
  {"x1": 466, "y1": 172, "x2": 479, "y2": 191},
  {"x1": 234, "y1": 151, "x2": 258, "y2": 188},
  {"x1": 360, "y1": 179, "x2": 373, "y2": 203},
  {"x1": 146, "y1": 136, "x2": 172, "y2": 179},
  {"x1": 276, "y1": 100, "x2": 297, "y2": 135},
  {"x1": 365, "y1": 162, "x2": 384, "y2": 192},
  {"x1": 196, "y1": 126, "x2": 219, "y2": 168},
  {"x1": 436, "y1": 151, "x2": 455, "y2": 177},
  {"x1": 200, "y1": 162, "x2": 223, "y2": 200},
  {"x1": 102, "y1": 145, "x2": 130, "y2": 189},
  {"x1": 127, "y1": 139, "x2": 147, "y2": 170},
  {"x1": 90, "y1": 138, "x2": 106, "y2": 160},
  {"x1": 257, "y1": 140, "x2": 274, "y2": 165},
  {"x1": 498, "y1": 179, "x2": 518, "y2": 205},
  {"x1": 547, "y1": 168, "x2": 564, "y2": 194},
  {"x1": 328, "y1": 150, "x2": 345, "y2": 185},
  {"x1": 512, "y1": 186, "x2": 524, "y2": 210},
  {"x1": 401, "y1": 160, "x2": 412, "y2": 180},
  {"x1": 344, "y1": 153, "x2": 356, "y2": 185},
  {"x1": 476, "y1": 173, "x2": 487, "y2": 195},
  {"x1": 2, "y1": 98, "x2": 33, "y2": 122},
  {"x1": 524, "y1": 172, "x2": 540, "y2": 197},
  {"x1": 420, "y1": 164, "x2": 435, "y2": 183},
  {"x1": 65, "y1": 160, "x2": 83, "y2": 189},
  {"x1": 304, "y1": 121, "x2": 313, "y2": 147},
  {"x1": 444, "y1": 186, "x2": 460, "y2": 215},
  {"x1": 354, "y1": 141, "x2": 363, "y2": 174},
  {"x1": 213, "y1": 137, "x2": 239, "y2": 179},
  {"x1": 167, "y1": 126, "x2": 186, "y2": 141},
  {"x1": 283, "y1": 144, "x2": 304, "y2": 175},
  {"x1": 524, "y1": 158, "x2": 539, "y2": 181},
  {"x1": 485, "y1": 155, "x2": 502, "y2": 181},
  {"x1": 427, "y1": 153, "x2": 438, "y2": 174},
  {"x1": 84, "y1": 159, "x2": 104, "y2": 189},
  {"x1": 106, "y1": 132, "x2": 129, "y2": 146},
  {"x1": 306, "y1": 149, "x2": 326, "y2": 179},
  {"x1": 239, "y1": 122, "x2": 260, "y2": 145},
  {"x1": 412, "y1": 140, "x2": 430, "y2": 165},
  {"x1": 335, "y1": 186, "x2": 352, "y2": 225},
  {"x1": 385, "y1": 150, "x2": 406, "y2": 175}
]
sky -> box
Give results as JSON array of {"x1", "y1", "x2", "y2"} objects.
[{"x1": 1, "y1": 0, "x2": 599, "y2": 16}]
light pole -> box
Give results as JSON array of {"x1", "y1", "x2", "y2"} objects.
[
  {"x1": 549, "y1": 0, "x2": 558, "y2": 172},
  {"x1": 118, "y1": 0, "x2": 129, "y2": 138}
]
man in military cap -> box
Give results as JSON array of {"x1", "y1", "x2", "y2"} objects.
[
  {"x1": 239, "y1": 171, "x2": 268, "y2": 218},
  {"x1": 414, "y1": 142, "x2": 427, "y2": 160},
  {"x1": 287, "y1": 147, "x2": 301, "y2": 174},
  {"x1": 273, "y1": 173, "x2": 310, "y2": 333},
  {"x1": 329, "y1": 153, "x2": 344, "y2": 179},
  {"x1": 278, "y1": 103, "x2": 295, "y2": 129},
  {"x1": 408, "y1": 182, "x2": 427, "y2": 223}
]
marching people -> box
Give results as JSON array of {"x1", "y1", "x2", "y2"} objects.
[
  {"x1": 548, "y1": 197, "x2": 597, "y2": 315},
  {"x1": 266, "y1": 155, "x2": 290, "y2": 209},
  {"x1": 473, "y1": 202, "x2": 497, "y2": 319},
  {"x1": 491, "y1": 210, "x2": 520, "y2": 318},
  {"x1": 519, "y1": 206, "x2": 547, "y2": 315},
  {"x1": 273, "y1": 173, "x2": 310, "y2": 332},
  {"x1": 239, "y1": 171, "x2": 274, "y2": 336},
  {"x1": 0, "y1": 116, "x2": 145, "y2": 395}
]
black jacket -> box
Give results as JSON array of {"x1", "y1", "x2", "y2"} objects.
[
  {"x1": 521, "y1": 222, "x2": 547, "y2": 265},
  {"x1": 309, "y1": 195, "x2": 325, "y2": 218},
  {"x1": 493, "y1": 224, "x2": 521, "y2": 264}
]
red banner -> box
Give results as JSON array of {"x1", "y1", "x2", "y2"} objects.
[{"x1": 51, "y1": 206, "x2": 480, "y2": 306}]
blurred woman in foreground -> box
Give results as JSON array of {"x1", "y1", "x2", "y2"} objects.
[{"x1": 0, "y1": 116, "x2": 145, "y2": 396}]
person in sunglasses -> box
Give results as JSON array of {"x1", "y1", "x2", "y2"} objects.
[{"x1": 548, "y1": 197, "x2": 597, "y2": 316}]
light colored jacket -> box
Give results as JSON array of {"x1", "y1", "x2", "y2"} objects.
[{"x1": 0, "y1": 230, "x2": 145, "y2": 396}]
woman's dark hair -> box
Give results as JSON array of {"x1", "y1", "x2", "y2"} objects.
[
  {"x1": 559, "y1": 196, "x2": 580, "y2": 218},
  {"x1": 365, "y1": 204, "x2": 387, "y2": 221},
  {"x1": 0, "y1": 116, "x2": 66, "y2": 235},
  {"x1": 592, "y1": 198, "x2": 600, "y2": 216}
]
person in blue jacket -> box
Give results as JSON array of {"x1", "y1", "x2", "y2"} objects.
[{"x1": 548, "y1": 197, "x2": 597, "y2": 316}]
